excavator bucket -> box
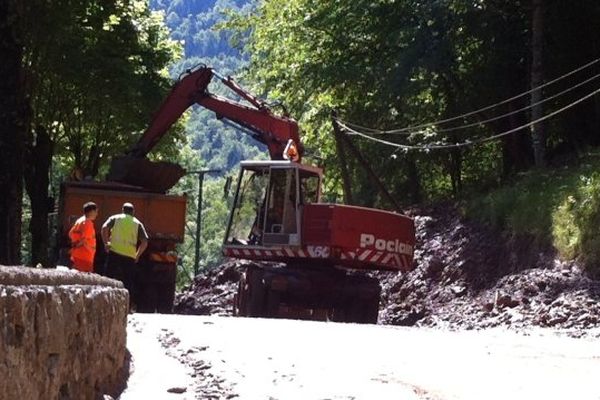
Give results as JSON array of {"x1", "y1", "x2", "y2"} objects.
[{"x1": 107, "y1": 156, "x2": 185, "y2": 193}]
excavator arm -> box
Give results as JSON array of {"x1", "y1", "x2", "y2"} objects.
[
  {"x1": 108, "y1": 65, "x2": 302, "y2": 192},
  {"x1": 131, "y1": 66, "x2": 301, "y2": 159}
]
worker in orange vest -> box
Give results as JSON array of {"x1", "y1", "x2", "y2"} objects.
[{"x1": 68, "y1": 201, "x2": 98, "y2": 272}]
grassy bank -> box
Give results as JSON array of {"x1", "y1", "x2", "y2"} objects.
[{"x1": 466, "y1": 152, "x2": 600, "y2": 277}]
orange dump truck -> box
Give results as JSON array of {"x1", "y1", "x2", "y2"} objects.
[{"x1": 57, "y1": 180, "x2": 187, "y2": 313}]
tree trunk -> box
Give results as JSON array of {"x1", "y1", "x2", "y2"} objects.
[
  {"x1": 440, "y1": 75, "x2": 463, "y2": 194},
  {"x1": 337, "y1": 131, "x2": 404, "y2": 213},
  {"x1": 449, "y1": 149, "x2": 462, "y2": 196},
  {"x1": 24, "y1": 125, "x2": 53, "y2": 267},
  {"x1": 332, "y1": 117, "x2": 354, "y2": 205},
  {"x1": 0, "y1": 0, "x2": 26, "y2": 265},
  {"x1": 406, "y1": 155, "x2": 421, "y2": 204},
  {"x1": 531, "y1": 0, "x2": 545, "y2": 167},
  {"x1": 501, "y1": 101, "x2": 533, "y2": 177}
]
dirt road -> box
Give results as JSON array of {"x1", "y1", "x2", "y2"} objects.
[{"x1": 120, "y1": 314, "x2": 600, "y2": 400}]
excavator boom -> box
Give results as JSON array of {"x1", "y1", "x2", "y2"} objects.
[
  {"x1": 108, "y1": 65, "x2": 302, "y2": 192},
  {"x1": 132, "y1": 66, "x2": 301, "y2": 160}
]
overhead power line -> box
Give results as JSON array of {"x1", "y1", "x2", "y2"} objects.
[
  {"x1": 337, "y1": 86, "x2": 600, "y2": 151},
  {"x1": 340, "y1": 57, "x2": 600, "y2": 135},
  {"x1": 340, "y1": 71, "x2": 600, "y2": 136}
]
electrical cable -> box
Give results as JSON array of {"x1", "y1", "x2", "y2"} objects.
[
  {"x1": 342, "y1": 71, "x2": 600, "y2": 136},
  {"x1": 336, "y1": 86, "x2": 600, "y2": 151},
  {"x1": 337, "y1": 57, "x2": 600, "y2": 135}
]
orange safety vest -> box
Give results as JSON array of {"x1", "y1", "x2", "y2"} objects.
[{"x1": 68, "y1": 216, "x2": 96, "y2": 272}]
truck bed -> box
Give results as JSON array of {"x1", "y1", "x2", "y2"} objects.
[{"x1": 59, "y1": 181, "x2": 187, "y2": 242}]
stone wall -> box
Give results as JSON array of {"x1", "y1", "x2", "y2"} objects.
[{"x1": 0, "y1": 265, "x2": 129, "y2": 400}]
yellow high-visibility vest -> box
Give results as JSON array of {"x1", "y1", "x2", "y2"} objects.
[{"x1": 110, "y1": 215, "x2": 138, "y2": 259}]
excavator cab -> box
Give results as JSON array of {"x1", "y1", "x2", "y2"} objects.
[{"x1": 224, "y1": 160, "x2": 321, "y2": 248}]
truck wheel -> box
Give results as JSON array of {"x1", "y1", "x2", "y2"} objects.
[
  {"x1": 236, "y1": 265, "x2": 267, "y2": 317},
  {"x1": 329, "y1": 306, "x2": 348, "y2": 323},
  {"x1": 246, "y1": 266, "x2": 267, "y2": 317},
  {"x1": 360, "y1": 294, "x2": 380, "y2": 324},
  {"x1": 265, "y1": 288, "x2": 281, "y2": 317},
  {"x1": 234, "y1": 274, "x2": 247, "y2": 316},
  {"x1": 355, "y1": 282, "x2": 380, "y2": 324},
  {"x1": 340, "y1": 275, "x2": 381, "y2": 324},
  {"x1": 342, "y1": 296, "x2": 379, "y2": 324}
]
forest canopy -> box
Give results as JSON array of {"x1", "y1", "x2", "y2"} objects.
[{"x1": 226, "y1": 0, "x2": 600, "y2": 205}]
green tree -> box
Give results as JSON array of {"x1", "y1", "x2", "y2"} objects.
[{"x1": 21, "y1": 0, "x2": 182, "y2": 265}]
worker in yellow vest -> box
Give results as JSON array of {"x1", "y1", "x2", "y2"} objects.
[{"x1": 101, "y1": 202, "x2": 149, "y2": 308}]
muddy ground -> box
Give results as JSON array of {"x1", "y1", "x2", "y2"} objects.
[{"x1": 175, "y1": 205, "x2": 600, "y2": 337}]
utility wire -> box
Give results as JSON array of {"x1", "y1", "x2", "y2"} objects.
[
  {"x1": 338, "y1": 57, "x2": 600, "y2": 135},
  {"x1": 337, "y1": 86, "x2": 600, "y2": 151},
  {"x1": 342, "y1": 71, "x2": 600, "y2": 136}
]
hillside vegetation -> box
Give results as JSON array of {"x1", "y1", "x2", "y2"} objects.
[{"x1": 468, "y1": 152, "x2": 600, "y2": 278}]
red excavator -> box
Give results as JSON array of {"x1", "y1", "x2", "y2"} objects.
[{"x1": 107, "y1": 64, "x2": 415, "y2": 323}]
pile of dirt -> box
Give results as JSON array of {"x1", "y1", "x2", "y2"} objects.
[
  {"x1": 175, "y1": 204, "x2": 600, "y2": 336},
  {"x1": 174, "y1": 260, "x2": 243, "y2": 316},
  {"x1": 378, "y1": 204, "x2": 600, "y2": 336}
]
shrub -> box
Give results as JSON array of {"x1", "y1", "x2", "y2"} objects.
[
  {"x1": 553, "y1": 173, "x2": 600, "y2": 277},
  {"x1": 467, "y1": 154, "x2": 600, "y2": 277}
]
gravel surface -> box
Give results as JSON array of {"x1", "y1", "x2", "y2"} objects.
[{"x1": 122, "y1": 314, "x2": 600, "y2": 400}]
